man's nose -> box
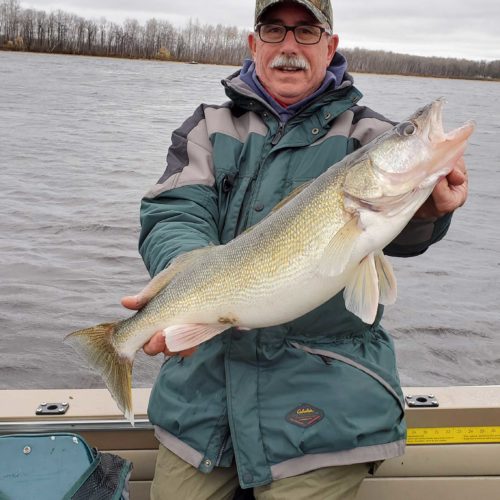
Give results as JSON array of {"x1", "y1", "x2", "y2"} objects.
[{"x1": 280, "y1": 29, "x2": 299, "y2": 50}]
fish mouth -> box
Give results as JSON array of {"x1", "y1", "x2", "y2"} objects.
[
  {"x1": 443, "y1": 120, "x2": 476, "y2": 144},
  {"x1": 377, "y1": 99, "x2": 475, "y2": 189},
  {"x1": 426, "y1": 98, "x2": 475, "y2": 147},
  {"x1": 419, "y1": 117, "x2": 475, "y2": 189},
  {"x1": 425, "y1": 97, "x2": 446, "y2": 142}
]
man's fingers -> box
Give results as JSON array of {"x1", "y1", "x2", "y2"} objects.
[
  {"x1": 121, "y1": 295, "x2": 142, "y2": 310},
  {"x1": 143, "y1": 331, "x2": 166, "y2": 356},
  {"x1": 445, "y1": 156, "x2": 467, "y2": 186},
  {"x1": 432, "y1": 176, "x2": 450, "y2": 197},
  {"x1": 121, "y1": 294, "x2": 150, "y2": 310},
  {"x1": 414, "y1": 162, "x2": 468, "y2": 219},
  {"x1": 143, "y1": 330, "x2": 198, "y2": 358},
  {"x1": 446, "y1": 167, "x2": 467, "y2": 186},
  {"x1": 430, "y1": 169, "x2": 468, "y2": 215}
]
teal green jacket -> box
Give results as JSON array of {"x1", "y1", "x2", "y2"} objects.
[{"x1": 139, "y1": 68, "x2": 451, "y2": 488}]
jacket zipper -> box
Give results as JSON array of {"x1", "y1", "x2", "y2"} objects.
[
  {"x1": 237, "y1": 115, "x2": 281, "y2": 232},
  {"x1": 271, "y1": 122, "x2": 285, "y2": 145}
]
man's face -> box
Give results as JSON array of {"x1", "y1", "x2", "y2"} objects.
[{"x1": 248, "y1": 2, "x2": 338, "y2": 106}]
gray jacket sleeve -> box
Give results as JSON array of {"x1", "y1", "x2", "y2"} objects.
[
  {"x1": 384, "y1": 213, "x2": 453, "y2": 257},
  {"x1": 139, "y1": 105, "x2": 220, "y2": 277}
]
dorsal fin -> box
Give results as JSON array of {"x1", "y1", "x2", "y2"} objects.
[
  {"x1": 239, "y1": 181, "x2": 314, "y2": 236},
  {"x1": 137, "y1": 246, "x2": 214, "y2": 302},
  {"x1": 270, "y1": 180, "x2": 313, "y2": 213}
]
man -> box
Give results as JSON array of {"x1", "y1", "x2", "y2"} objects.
[{"x1": 122, "y1": 1, "x2": 468, "y2": 498}]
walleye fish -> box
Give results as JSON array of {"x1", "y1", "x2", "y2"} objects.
[{"x1": 66, "y1": 99, "x2": 474, "y2": 423}]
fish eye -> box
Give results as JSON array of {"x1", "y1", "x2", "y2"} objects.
[{"x1": 397, "y1": 121, "x2": 417, "y2": 136}]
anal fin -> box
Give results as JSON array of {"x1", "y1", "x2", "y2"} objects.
[{"x1": 164, "y1": 323, "x2": 232, "y2": 352}]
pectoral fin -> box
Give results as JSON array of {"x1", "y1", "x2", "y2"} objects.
[
  {"x1": 343, "y1": 253, "x2": 379, "y2": 324},
  {"x1": 318, "y1": 217, "x2": 362, "y2": 276},
  {"x1": 374, "y1": 250, "x2": 397, "y2": 305},
  {"x1": 164, "y1": 323, "x2": 232, "y2": 352}
]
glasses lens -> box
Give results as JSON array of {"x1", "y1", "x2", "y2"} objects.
[
  {"x1": 294, "y1": 25, "x2": 322, "y2": 44},
  {"x1": 259, "y1": 24, "x2": 286, "y2": 43}
]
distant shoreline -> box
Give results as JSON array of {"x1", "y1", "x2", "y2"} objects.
[
  {"x1": 2, "y1": 47, "x2": 499, "y2": 83},
  {"x1": 2, "y1": 2, "x2": 498, "y2": 82}
]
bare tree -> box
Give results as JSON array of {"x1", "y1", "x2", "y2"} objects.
[{"x1": 1, "y1": 0, "x2": 20, "y2": 43}]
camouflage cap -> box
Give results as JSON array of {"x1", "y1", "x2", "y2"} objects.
[{"x1": 255, "y1": 0, "x2": 333, "y2": 31}]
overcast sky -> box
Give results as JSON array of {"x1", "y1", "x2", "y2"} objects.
[{"x1": 20, "y1": 0, "x2": 500, "y2": 61}]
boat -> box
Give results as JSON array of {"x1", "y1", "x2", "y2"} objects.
[{"x1": 1, "y1": 386, "x2": 499, "y2": 498}]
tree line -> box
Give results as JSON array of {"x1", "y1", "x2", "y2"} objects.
[
  {"x1": 1, "y1": 0, "x2": 499, "y2": 80},
  {"x1": 342, "y1": 47, "x2": 500, "y2": 81},
  {"x1": 0, "y1": 0, "x2": 249, "y2": 65}
]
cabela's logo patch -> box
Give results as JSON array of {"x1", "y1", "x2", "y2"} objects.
[{"x1": 286, "y1": 404, "x2": 324, "y2": 428}]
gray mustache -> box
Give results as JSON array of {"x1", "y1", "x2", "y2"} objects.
[{"x1": 270, "y1": 54, "x2": 310, "y2": 70}]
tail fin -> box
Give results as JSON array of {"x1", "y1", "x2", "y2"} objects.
[{"x1": 65, "y1": 322, "x2": 135, "y2": 425}]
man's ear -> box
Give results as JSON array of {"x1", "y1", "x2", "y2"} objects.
[
  {"x1": 327, "y1": 34, "x2": 339, "y2": 62},
  {"x1": 248, "y1": 32, "x2": 257, "y2": 58}
]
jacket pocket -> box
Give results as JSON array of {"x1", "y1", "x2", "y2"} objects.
[
  {"x1": 256, "y1": 338, "x2": 406, "y2": 463},
  {"x1": 289, "y1": 341, "x2": 405, "y2": 412}
]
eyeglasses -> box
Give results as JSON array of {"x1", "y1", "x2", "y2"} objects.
[{"x1": 255, "y1": 23, "x2": 331, "y2": 45}]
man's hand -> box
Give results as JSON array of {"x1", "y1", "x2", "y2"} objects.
[
  {"x1": 414, "y1": 157, "x2": 468, "y2": 219},
  {"x1": 121, "y1": 295, "x2": 197, "y2": 358}
]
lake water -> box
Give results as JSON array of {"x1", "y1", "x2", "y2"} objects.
[{"x1": 1, "y1": 51, "x2": 499, "y2": 390}]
